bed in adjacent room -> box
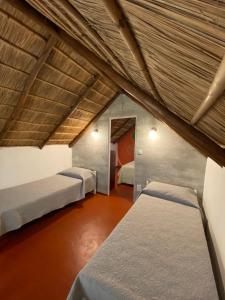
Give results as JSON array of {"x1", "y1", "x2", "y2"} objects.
[
  {"x1": 117, "y1": 161, "x2": 134, "y2": 185},
  {"x1": 67, "y1": 182, "x2": 218, "y2": 300}
]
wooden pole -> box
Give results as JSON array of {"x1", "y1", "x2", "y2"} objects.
[
  {"x1": 40, "y1": 74, "x2": 99, "y2": 148},
  {"x1": 102, "y1": 0, "x2": 163, "y2": 103},
  {"x1": 191, "y1": 54, "x2": 225, "y2": 125},
  {"x1": 6, "y1": 0, "x2": 225, "y2": 165},
  {"x1": 69, "y1": 92, "x2": 120, "y2": 147},
  {"x1": 0, "y1": 34, "x2": 57, "y2": 139}
]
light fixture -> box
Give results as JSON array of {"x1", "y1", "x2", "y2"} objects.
[
  {"x1": 149, "y1": 127, "x2": 158, "y2": 140},
  {"x1": 91, "y1": 129, "x2": 99, "y2": 139}
]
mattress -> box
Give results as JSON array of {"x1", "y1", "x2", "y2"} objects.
[
  {"x1": 117, "y1": 161, "x2": 134, "y2": 185},
  {"x1": 67, "y1": 194, "x2": 218, "y2": 300},
  {"x1": 0, "y1": 175, "x2": 83, "y2": 236}
]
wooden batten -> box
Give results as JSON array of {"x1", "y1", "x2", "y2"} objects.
[
  {"x1": 69, "y1": 92, "x2": 120, "y2": 147},
  {"x1": 191, "y1": 54, "x2": 225, "y2": 125},
  {"x1": 40, "y1": 74, "x2": 100, "y2": 148},
  {"x1": 0, "y1": 34, "x2": 57, "y2": 139},
  {"x1": 102, "y1": 0, "x2": 162, "y2": 103}
]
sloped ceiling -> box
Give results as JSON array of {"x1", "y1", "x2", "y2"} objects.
[
  {"x1": 111, "y1": 118, "x2": 135, "y2": 143},
  {"x1": 1, "y1": 0, "x2": 225, "y2": 165}
]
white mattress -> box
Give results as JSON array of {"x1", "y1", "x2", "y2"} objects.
[
  {"x1": 68, "y1": 194, "x2": 218, "y2": 300},
  {"x1": 118, "y1": 161, "x2": 134, "y2": 185},
  {"x1": 0, "y1": 175, "x2": 83, "y2": 236}
]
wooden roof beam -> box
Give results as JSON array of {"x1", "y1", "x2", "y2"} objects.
[
  {"x1": 191, "y1": 54, "x2": 225, "y2": 125},
  {"x1": 28, "y1": 0, "x2": 131, "y2": 80},
  {"x1": 61, "y1": 34, "x2": 225, "y2": 166},
  {"x1": 0, "y1": 34, "x2": 57, "y2": 139},
  {"x1": 111, "y1": 118, "x2": 132, "y2": 140},
  {"x1": 102, "y1": 0, "x2": 162, "y2": 103},
  {"x1": 7, "y1": 0, "x2": 225, "y2": 165},
  {"x1": 69, "y1": 92, "x2": 120, "y2": 147},
  {"x1": 40, "y1": 74, "x2": 99, "y2": 148}
]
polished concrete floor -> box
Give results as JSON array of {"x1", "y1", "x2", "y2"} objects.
[{"x1": 0, "y1": 185, "x2": 133, "y2": 300}]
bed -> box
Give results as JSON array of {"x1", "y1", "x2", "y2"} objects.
[
  {"x1": 0, "y1": 175, "x2": 83, "y2": 237},
  {"x1": 67, "y1": 182, "x2": 218, "y2": 300},
  {"x1": 117, "y1": 161, "x2": 134, "y2": 185}
]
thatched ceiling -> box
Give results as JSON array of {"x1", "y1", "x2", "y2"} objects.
[
  {"x1": 111, "y1": 118, "x2": 135, "y2": 143},
  {"x1": 1, "y1": 0, "x2": 225, "y2": 165}
]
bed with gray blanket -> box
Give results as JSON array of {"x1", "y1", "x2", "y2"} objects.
[
  {"x1": 0, "y1": 175, "x2": 83, "y2": 237},
  {"x1": 67, "y1": 182, "x2": 218, "y2": 300}
]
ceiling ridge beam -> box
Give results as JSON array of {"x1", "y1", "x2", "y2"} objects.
[
  {"x1": 0, "y1": 34, "x2": 57, "y2": 140},
  {"x1": 102, "y1": 0, "x2": 163, "y2": 104},
  {"x1": 42, "y1": 0, "x2": 132, "y2": 80},
  {"x1": 69, "y1": 92, "x2": 120, "y2": 147},
  {"x1": 40, "y1": 74, "x2": 100, "y2": 148},
  {"x1": 191, "y1": 54, "x2": 225, "y2": 125}
]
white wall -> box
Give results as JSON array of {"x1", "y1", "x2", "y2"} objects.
[
  {"x1": 0, "y1": 145, "x2": 72, "y2": 189},
  {"x1": 203, "y1": 158, "x2": 225, "y2": 288}
]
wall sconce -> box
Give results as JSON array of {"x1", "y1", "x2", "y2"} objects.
[
  {"x1": 91, "y1": 129, "x2": 99, "y2": 139},
  {"x1": 149, "y1": 127, "x2": 158, "y2": 140}
]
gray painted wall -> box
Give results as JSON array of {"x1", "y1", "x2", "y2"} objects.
[{"x1": 72, "y1": 94, "x2": 206, "y2": 198}]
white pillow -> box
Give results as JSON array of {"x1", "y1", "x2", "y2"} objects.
[{"x1": 142, "y1": 181, "x2": 199, "y2": 209}]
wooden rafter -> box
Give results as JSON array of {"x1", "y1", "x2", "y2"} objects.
[
  {"x1": 69, "y1": 92, "x2": 120, "y2": 147},
  {"x1": 27, "y1": 0, "x2": 131, "y2": 80},
  {"x1": 111, "y1": 118, "x2": 133, "y2": 140},
  {"x1": 40, "y1": 74, "x2": 100, "y2": 148},
  {"x1": 5, "y1": 0, "x2": 225, "y2": 166},
  {"x1": 0, "y1": 34, "x2": 57, "y2": 139},
  {"x1": 191, "y1": 54, "x2": 225, "y2": 125},
  {"x1": 61, "y1": 34, "x2": 225, "y2": 166},
  {"x1": 102, "y1": 0, "x2": 162, "y2": 103}
]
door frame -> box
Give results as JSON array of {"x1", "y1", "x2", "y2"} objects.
[{"x1": 107, "y1": 115, "x2": 137, "y2": 198}]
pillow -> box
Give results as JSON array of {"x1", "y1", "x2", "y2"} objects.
[
  {"x1": 142, "y1": 181, "x2": 199, "y2": 209},
  {"x1": 58, "y1": 167, "x2": 92, "y2": 180}
]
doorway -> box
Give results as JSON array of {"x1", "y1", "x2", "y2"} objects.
[{"x1": 109, "y1": 117, "x2": 136, "y2": 199}]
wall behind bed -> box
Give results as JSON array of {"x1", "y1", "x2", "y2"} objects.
[
  {"x1": 203, "y1": 158, "x2": 225, "y2": 292},
  {"x1": 0, "y1": 145, "x2": 72, "y2": 189},
  {"x1": 72, "y1": 94, "x2": 206, "y2": 196}
]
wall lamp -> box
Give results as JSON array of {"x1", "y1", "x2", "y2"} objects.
[
  {"x1": 91, "y1": 129, "x2": 99, "y2": 139},
  {"x1": 149, "y1": 127, "x2": 158, "y2": 140}
]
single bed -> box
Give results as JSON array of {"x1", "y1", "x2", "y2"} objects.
[
  {"x1": 117, "y1": 161, "x2": 134, "y2": 185},
  {"x1": 0, "y1": 174, "x2": 83, "y2": 237},
  {"x1": 67, "y1": 185, "x2": 218, "y2": 300}
]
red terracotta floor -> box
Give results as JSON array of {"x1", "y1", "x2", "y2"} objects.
[{"x1": 0, "y1": 186, "x2": 133, "y2": 300}]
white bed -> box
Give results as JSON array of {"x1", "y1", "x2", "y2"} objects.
[
  {"x1": 117, "y1": 161, "x2": 134, "y2": 185},
  {"x1": 67, "y1": 182, "x2": 218, "y2": 300},
  {"x1": 0, "y1": 175, "x2": 83, "y2": 237}
]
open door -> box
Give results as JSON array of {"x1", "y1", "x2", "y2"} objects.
[{"x1": 109, "y1": 117, "x2": 136, "y2": 196}]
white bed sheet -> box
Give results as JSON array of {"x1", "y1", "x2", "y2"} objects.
[{"x1": 117, "y1": 161, "x2": 134, "y2": 185}]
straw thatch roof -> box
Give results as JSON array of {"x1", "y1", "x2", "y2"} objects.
[
  {"x1": 111, "y1": 118, "x2": 135, "y2": 143},
  {"x1": 1, "y1": 0, "x2": 225, "y2": 165}
]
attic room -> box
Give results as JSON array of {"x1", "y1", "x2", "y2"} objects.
[{"x1": 0, "y1": 0, "x2": 225, "y2": 299}]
